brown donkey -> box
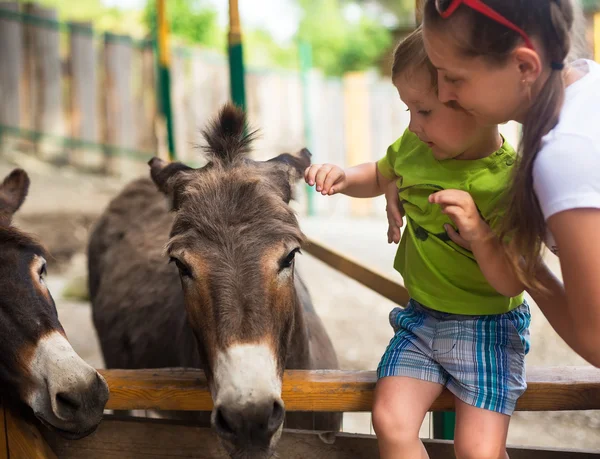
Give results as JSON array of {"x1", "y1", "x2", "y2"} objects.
[
  {"x1": 88, "y1": 104, "x2": 340, "y2": 458},
  {"x1": 0, "y1": 169, "x2": 109, "y2": 439}
]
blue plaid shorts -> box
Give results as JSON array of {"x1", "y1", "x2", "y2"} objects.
[{"x1": 377, "y1": 299, "x2": 531, "y2": 416}]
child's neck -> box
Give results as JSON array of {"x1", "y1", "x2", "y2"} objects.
[{"x1": 455, "y1": 126, "x2": 502, "y2": 161}]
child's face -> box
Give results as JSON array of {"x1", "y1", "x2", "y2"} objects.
[
  {"x1": 394, "y1": 69, "x2": 480, "y2": 161},
  {"x1": 423, "y1": 27, "x2": 529, "y2": 126}
]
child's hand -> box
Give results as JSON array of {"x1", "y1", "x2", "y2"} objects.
[
  {"x1": 304, "y1": 164, "x2": 346, "y2": 195},
  {"x1": 384, "y1": 182, "x2": 403, "y2": 244},
  {"x1": 428, "y1": 190, "x2": 491, "y2": 248}
]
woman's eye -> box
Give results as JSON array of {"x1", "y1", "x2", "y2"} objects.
[
  {"x1": 444, "y1": 75, "x2": 460, "y2": 84},
  {"x1": 170, "y1": 257, "x2": 192, "y2": 278},
  {"x1": 418, "y1": 110, "x2": 431, "y2": 116},
  {"x1": 280, "y1": 248, "x2": 301, "y2": 270}
]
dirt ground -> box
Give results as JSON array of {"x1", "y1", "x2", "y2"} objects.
[{"x1": 2, "y1": 151, "x2": 599, "y2": 452}]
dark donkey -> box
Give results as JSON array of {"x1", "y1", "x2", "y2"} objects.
[
  {"x1": 0, "y1": 169, "x2": 109, "y2": 439},
  {"x1": 88, "y1": 104, "x2": 340, "y2": 458}
]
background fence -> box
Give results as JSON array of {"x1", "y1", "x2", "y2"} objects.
[{"x1": 0, "y1": 1, "x2": 524, "y2": 217}]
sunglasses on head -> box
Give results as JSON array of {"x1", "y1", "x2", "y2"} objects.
[{"x1": 434, "y1": 0, "x2": 535, "y2": 50}]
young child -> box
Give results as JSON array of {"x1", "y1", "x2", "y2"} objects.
[{"x1": 305, "y1": 28, "x2": 530, "y2": 459}]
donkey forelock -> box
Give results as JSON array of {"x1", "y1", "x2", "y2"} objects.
[{"x1": 200, "y1": 104, "x2": 258, "y2": 166}]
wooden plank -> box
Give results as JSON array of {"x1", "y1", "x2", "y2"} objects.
[
  {"x1": 0, "y1": 2, "x2": 23, "y2": 138},
  {"x1": 0, "y1": 399, "x2": 8, "y2": 459},
  {"x1": 26, "y1": 3, "x2": 64, "y2": 161},
  {"x1": 136, "y1": 43, "x2": 157, "y2": 154},
  {"x1": 5, "y1": 406, "x2": 57, "y2": 459},
  {"x1": 99, "y1": 366, "x2": 600, "y2": 413},
  {"x1": 304, "y1": 238, "x2": 410, "y2": 306},
  {"x1": 42, "y1": 417, "x2": 600, "y2": 459},
  {"x1": 68, "y1": 21, "x2": 101, "y2": 170},
  {"x1": 102, "y1": 32, "x2": 135, "y2": 176},
  {"x1": 342, "y1": 72, "x2": 373, "y2": 217}
]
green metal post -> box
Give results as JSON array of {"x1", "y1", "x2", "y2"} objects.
[
  {"x1": 299, "y1": 40, "x2": 315, "y2": 216},
  {"x1": 432, "y1": 411, "x2": 456, "y2": 440},
  {"x1": 156, "y1": 0, "x2": 176, "y2": 160},
  {"x1": 228, "y1": 0, "x2": 246, "y2": 110}
]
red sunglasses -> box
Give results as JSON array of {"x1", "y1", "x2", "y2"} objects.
[{"x1": 435, "y1": 0, "x2": 535, "y2": 50}]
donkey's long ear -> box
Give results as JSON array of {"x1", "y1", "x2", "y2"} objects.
[
  {"x1": 264, "y1": 148, "x2": 312, "y2": 203},
  {"x1": 267, "y1": 148, "x2": 312, "y2": 180},
  {"x1": 0, "y1": 169, "x2": 30, "y2": 226},
  {"x1": 148, "y1": 157, "x2": 194, "y2": 209}
]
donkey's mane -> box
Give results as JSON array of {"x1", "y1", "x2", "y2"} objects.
[{"x1": 200, "y1": 104, "x2": 258, "y2": 165}]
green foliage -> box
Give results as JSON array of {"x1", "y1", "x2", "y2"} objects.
[
  {"x1": 36, "y1": 0, "x2": 147, "y2": 37},
  {"x1": 142, "y1": 0, "x2": 224, "y2": 49},
  {"x1": 37, "y1": 0, "x2": 395, "y2": 76},
  {"x1": 296, "y1": 0, "x2": 392, "y2": 75},
  {"x1": 582, "y1": 0, "x2": 600, "y2": 12}
]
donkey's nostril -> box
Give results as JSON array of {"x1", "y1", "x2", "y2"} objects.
[
  {"x1": 55, "y1": 391, "x2": 81, "y2": 412},
  {"x1": 267, "y1": 400, "x2": 285, "y2": 434},
  {"x1": 215, "y1": 406, "x2": 236, "y2": 436}
]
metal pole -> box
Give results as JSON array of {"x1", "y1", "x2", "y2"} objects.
[
  {"x1": 299, "y1": 40, "x2": 315, "y2": 216},
  {"x1": 228, "y1": 0, "x2": 246, "y2": 110},
  {"x1": 156, "y1": 0, "x2": 176, "y2": 160}
]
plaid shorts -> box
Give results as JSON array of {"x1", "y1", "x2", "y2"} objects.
[{"x1": 377, "y1": 299, "x2": 530, "y2": 416}]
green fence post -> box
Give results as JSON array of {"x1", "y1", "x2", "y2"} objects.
[
  {"x1": 156, "y1": 0, "x2": 176, "y2": 160},
  {"x1": 228, "y1": 0, "x2": 246, "y2": 110},
  {"x1": 299, "y1": 40, "x2": 315, "y2": 216}
]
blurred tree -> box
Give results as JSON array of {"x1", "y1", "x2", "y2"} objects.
[
  {"x1": 142, "y1": 0, "x2": 224, "y2": 48},
  {"x1": 296, "y1": 0, "x2": 392, "y2": 75},
  {"x1": 37, "y1": 0, "x2": 147, "y2": 36}
]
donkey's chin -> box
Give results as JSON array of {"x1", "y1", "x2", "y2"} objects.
[
  {"x1": 35, "y1": 413, "x2": 99, "y2": 440},
  {"x1": 220, "y1": 440, "x2": 281, "y2": 459},
  {"x1": 215, "y1": 414, "x2": 284, "y2": 459}
]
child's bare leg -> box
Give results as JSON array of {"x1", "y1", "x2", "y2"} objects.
[
  {"x1": 454, "y1": 398, "x2": 510, "y2": 459},
  {"x1": 372, "y1": 376, "x2": 444, "y2": 459}
]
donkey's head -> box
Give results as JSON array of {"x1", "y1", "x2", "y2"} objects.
[
  {"x1": 0, "y1": 169, "x2": 109, "y2": 439},
  {"x1": 149, "y1": 105, "x2": 310, "y2": 457}
]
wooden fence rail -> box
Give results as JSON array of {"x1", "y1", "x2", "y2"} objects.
[{"x1": 99, "y1": 366, "x2": 600, "y2": 413}]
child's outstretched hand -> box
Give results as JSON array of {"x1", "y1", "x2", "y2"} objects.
[
  {"x1": 384, "y1": 181, "x2": 403, "y2": 244},
  {"x1": 304, "y1": 164, "x2": 346, "y2": 195},
  {"x1": 429, "y1": 189, "x2": 491, "y2": 249}
]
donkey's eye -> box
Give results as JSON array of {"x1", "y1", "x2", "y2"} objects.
[
  {"x1": 280, "y1": 248, "x2": 301, "y2": 270},
  {"x1": 169, "y1": 257, "x2": 192, "y2": 278},
  {"x1": 39, "y1": 263, "x2": 47, "y2": 281}
]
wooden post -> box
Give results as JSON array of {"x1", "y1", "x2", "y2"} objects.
[
  {"x1": 68, "y1": 21, "x2": 100, "y2": 170},
  {"x1": 24, "y1": 3, "x2": 64, "y2": 161},
  {"x1": 343, "y1": 72, "x2": 373, "y2": 217},
  {"x1": 0, "y1": 2, "x2": 23, "y2": 154},
  {"x1": 137, "y1": 41, "x2": 158, "y2": 155},
  {"x1": 4, "y1": 406, "x2": 57, "y2": 459},
  {"x1": 595, "y1": 12, "x2": 600, "y2": 63},
  {"x1": 0, "y1": 399, "x2": 8, "y2": 459},
  {"x1": 102, "y1": 32, "x2": 136, "y2": 176}
]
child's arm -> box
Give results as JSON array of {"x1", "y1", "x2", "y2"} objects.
[
  {"x1": 304, "y1": 162, "x2": 394, "y2": 198},
  {"x1": 385, "y1": 181, "x2": 404, "y2": 244},
  {"x1": 429, "y1": 190, "x2": 524, "y2": 297}
]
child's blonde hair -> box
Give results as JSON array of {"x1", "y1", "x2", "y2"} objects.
[{"x1": 391, "y1": 27, "x2": 437, "y2": 90}]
